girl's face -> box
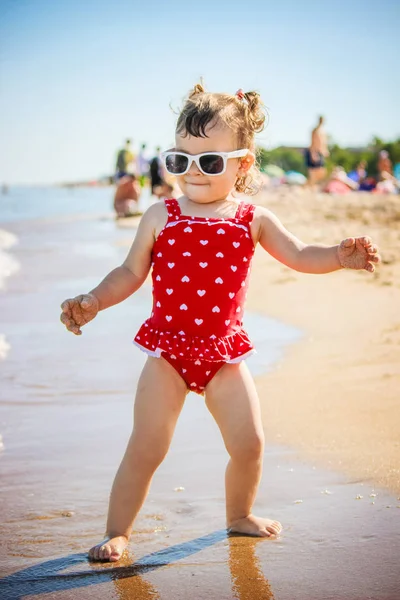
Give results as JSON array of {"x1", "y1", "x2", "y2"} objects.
[{"x1": 174, "y1": 123, "x2": 254, "y2": 204}]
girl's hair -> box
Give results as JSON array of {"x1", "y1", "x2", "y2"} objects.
[{"x1": 176, "y1": 83, "x2": 266, "y2": 195}]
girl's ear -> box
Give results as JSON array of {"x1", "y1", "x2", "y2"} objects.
[{"x1": 237, "y1": 152, "x2": 255, "y2": 176}]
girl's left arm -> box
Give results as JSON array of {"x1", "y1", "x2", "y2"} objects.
[{"x1": 254, "y1": 207, "x2": 381, "y2": 274}]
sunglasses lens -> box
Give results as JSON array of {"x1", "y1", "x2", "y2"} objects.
[
  {"x1": 165, "y1": 154, "x2": 188, "y2": 174},
  {"x1": 199, "y1": 154, "x2": 224, "y2": 174}
]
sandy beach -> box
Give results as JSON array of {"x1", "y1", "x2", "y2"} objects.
[
  {"x1": 0, "y1": 186, "x2": 399, "y2": 599},
  {"x1": 250, "y1": 188, "x2": 400, "y2": 494}
]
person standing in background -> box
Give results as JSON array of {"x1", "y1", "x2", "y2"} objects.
[
  {"x1": 305, "y1": 116, "x2": 329, "y2": 188},
  {"x1": 136, "y1": 143, "x2": 150, "y2": 188},
  {"x1": 149, "y1": 146, "x2": 166, "y2": 195},
  {"x1": 377, "y1": 150, "x2": 393, "y2": 179},
  {"x1": 115, "y1": 139, "x2": 135, "y2": 181}
]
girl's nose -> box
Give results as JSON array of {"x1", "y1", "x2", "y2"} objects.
[{"x1": 187, "y1": 159, "x2": 202, "y2": 175}]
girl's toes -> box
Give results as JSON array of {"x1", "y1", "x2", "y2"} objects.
[
  {"x1": 110, "y1": 551, "x2": 121, "y2": 562},
  {"x1": 266, "y1": 522, "x2": 281, "y2": 535},
  {"x1": 99, "y1": 545, "x2": 110, "y2": 560},
  {"x1": 261, "y1": 529, "x2": 271, "y2": 537}
]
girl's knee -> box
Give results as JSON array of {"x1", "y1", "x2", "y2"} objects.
[
  {"x1": 228, "y1": 431, "x2": 265, "y2": 463},
  {"x1": 126, "y1": 436, "x2": 169, "y2": 471}
]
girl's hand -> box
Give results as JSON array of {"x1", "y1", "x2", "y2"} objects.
[
  {"x1": 337, "y1": 237, "x2": 381, "y2": 272},
  {"x1": 60, "y1": 293, "x2": 99, "y2": 335}
]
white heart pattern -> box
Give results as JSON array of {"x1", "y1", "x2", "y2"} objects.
[
  {"x1": 195, "y1": 360, "x2": 202, "y2": 365},
  {"x1": 236, "y1": 307, "x2": 241, "y2": 313},
  {"x1": 225, "y1": 320, "x2": 230, "y2": 326},
  {"x1": 216, "y1": 252, "x2": 224, "y2": 258},
  {"x1": 166, "y1": 289, "x2": 173, "y2": 295},
  {"x1": 156, "y1": 275, "x2": 161, "y2": 281},
  {"x1": 168, "y1": 239, "x2": 175, "y2": 245},
  {"x1": 183, "y1": 252, "x2": 191, "y2": 256},
  {"x1": 195, "y1": 319, "x2": 203, "y2": 326},
  {"x1": 157, "y1": 252, "x2": 162, "y2": 257},
  {"x1": 215, "y1": 277, "x2": 223, "y2": 284},
  {"x1": 168, "y1": 263, "x2": 175, "y2": 269},
  {"x1": 210, "y1": 334, "x2": 216, "y2": 339},
  {"x1": 199, "y1": 262, "x2": 208, "y2": 268},
  {"x1": 243, "y1": 257, "x2": 248, "y2": 262},
  {"x1": 233, "y1": 242, "x2": 240, "y2": 248},
  {"x1": 182, "y1": 276, "x2": 190, "y2": 282},
  {"x1": 156, "y1": 301, "x2": 161, "y2": 307},
  {"x1": 229, "y1": 292, "x2": 235, "y2": 299},
  {"x1": 166, "y1": 316, "x2": 172, "y2": 322},
  {"x1": 179, "y1": 330, "x2": 185, "y2": 335},
  {"x1": 182, "y1": 368, "x2": 187, "y2": 373},
  {"x1": 200, "y1": 240, "x2": 208, "y2": 245},
  {"x1": 180, "y1": 304, "x2": 188, "y2": 310},
  {"x1": 197, "y1": 290, "x2": 206, "y2": 296},
  {"x1": 206, "y1": 370, "x2": 211, "y2": 376},
  {"x1": 217, "y1": 228, "x2": 225, "y2": 234},
  {"x1": 184, "y1": 227, "x2": 192, "y2": 233},
  {"x1": 231, "y1": 265, "x2": 237, "y2": 272},
  {"x1": 212, "y1": 306, "x2": 220, "y2": 313}
]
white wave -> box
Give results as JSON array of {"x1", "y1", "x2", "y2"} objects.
[
  {"x1": 0, "y1": 228, "x2": 18, "y2": 250},
  {"x1": 0, "y1": 228, "x2": 20, "y2": 289},
  {"x1": 0, "y1": 334, "x2": 10, "y2": 359},
  {"x1": 0, "y1": 229, "x2": 19, "y2": 364}
]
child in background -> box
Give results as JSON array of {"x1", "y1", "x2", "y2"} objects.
[{"x1": 61, "y1": 84, "x2": 381, "y2": 562}]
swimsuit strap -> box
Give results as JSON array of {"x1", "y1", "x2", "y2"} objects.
[
  {"x1": 164, "y1": 198, "x2": 181, "y2": 222},
  {"x1": 234, "y1": 201, "x2": 256, "y2": 223}
]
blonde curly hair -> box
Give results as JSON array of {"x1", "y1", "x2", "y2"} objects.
[{"x1": 176, "y1": 83, "x2": 266, "y2": 195}]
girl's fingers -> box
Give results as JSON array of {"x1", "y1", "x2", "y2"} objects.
[
  {"x1": 365, "y1": 263, "x2": 375, "y2": 273},
  {"x1": 360, "y1": 236, "x2": 372, "y2": 246},
  {"x1": 60, "y1": 312, "x2": 71, "y2": 326},
  {"x1": 60, "y1": 300, "x2": 72, "y2": 315},
  {"x1": 60, "y1": 312, "x2": 81, "y2": 334}
]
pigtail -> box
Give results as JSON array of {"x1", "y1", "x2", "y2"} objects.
[
  {"x1": 243, "y1": 91, "x2": 266, "y2": 133},
  {"x1": 189, "y1": 82, "x2": 205, "y2": 99}
]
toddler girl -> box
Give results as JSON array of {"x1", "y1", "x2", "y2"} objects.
[{"x1": 60, "y1": 84, "x2": 380, "y2": 562}]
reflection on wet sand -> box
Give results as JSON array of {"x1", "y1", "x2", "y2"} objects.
[
  {"x1": 229, "y1": 535, "x2": 275, "y2": 600},
  {"x1": 111, "y1": 551, "x2": 160, "y2": 600},
  {"x1": 111, "y1": 534, "x2": 276, "y2": 600}
]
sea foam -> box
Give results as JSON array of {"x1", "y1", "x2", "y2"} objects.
[{"x1": 0, "y1": 228, "x2": 20, "y2": 289}]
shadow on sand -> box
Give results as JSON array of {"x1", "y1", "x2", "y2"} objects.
[{"x1": 0, "y1": 530, "x2": 276, "y2": 599}]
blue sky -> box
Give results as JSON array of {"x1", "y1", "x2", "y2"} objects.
[{"x1": 0, "y1": 0, "x2": 399, "y2": 184}]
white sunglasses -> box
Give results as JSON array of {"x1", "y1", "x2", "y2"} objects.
[{"x1": 161, "y1": 149, "x2": 249, "y2": 176}]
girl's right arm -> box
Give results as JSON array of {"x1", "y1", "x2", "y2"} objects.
[{"x1": 60, "y1": 202, "x2": 167, "y2": 335}]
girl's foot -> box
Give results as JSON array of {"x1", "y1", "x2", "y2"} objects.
[
  {"x1": 88, "y1": 535, "x2": 129, "y2": 562},
  {"x1": 228, "y1": 514, "x2": 282, "y2": 537}
]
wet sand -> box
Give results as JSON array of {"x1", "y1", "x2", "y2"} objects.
[{"x1": 1, "y1": 190, "x2": 400, "y2": 599}]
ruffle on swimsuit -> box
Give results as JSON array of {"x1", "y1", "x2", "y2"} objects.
[{"x1": 134, "y1": 323, "x2": 254, "y2": 363}]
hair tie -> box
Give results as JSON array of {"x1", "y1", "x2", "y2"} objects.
[{"x1": 235, "y1": 89, "x2": 245, "y2": 101}]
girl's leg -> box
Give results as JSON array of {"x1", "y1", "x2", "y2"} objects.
[
  {"x1": 89, "y1": 356, "x2": 187, "y2": 561},
  {"x1": 205, "y1": 361, "x2": 282, "y2": 537}
]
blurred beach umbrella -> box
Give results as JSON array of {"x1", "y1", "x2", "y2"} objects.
[
  {"x1": 284, "y1": 171, "x2": 307, "y2": 185},
  {"x1": 262, "y1": 164, "x2": 285, "y2": 178}
]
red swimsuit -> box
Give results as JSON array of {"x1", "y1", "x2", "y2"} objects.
[{"x1": 134, "y1": 198, "x2": 256, "y2": 394}]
